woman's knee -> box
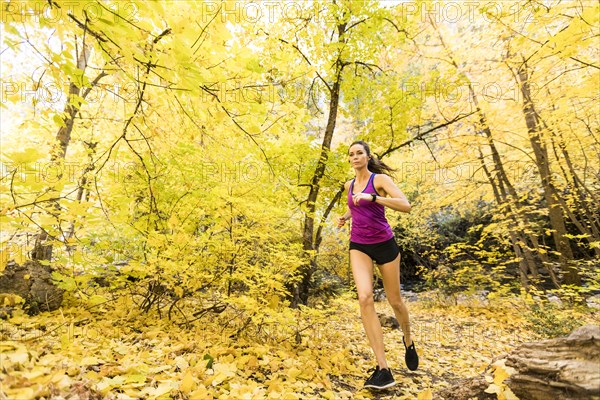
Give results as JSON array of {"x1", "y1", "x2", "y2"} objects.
[
  {"x1": 387, "y1": 296, "x2": 405, "y2": 311},
  {"x1": 358, "y1": 292, "x2": 375, "y2": 308}
]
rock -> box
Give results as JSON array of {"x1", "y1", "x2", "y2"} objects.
[
  {"x1": 377, "y1": 313, "x2": 399, "y2": 329},
  {"x1": 401, "y1": 290, "x2": 419, "y2": 302},
  {"x1": 0, "y1": 306, "x2": 13, "y2": 320},
  {"x1": 546, "y1": 294, "x2": 563, "y2": 306},
  {"x1": 374, "y1": 288, "x2": 386, "y2": 302},
  {"x1": 0, "y1": 260, "x2": 64, "y2": 314},
  {"x1": 374, "y1": 287, "x2": 419, "y2": 303},
  {"x1": 586, "y1": 294, "x2": 600, "y2": 310},
  {"x1": 436, "y1": 375, "x2": 496, "y2": 400}
]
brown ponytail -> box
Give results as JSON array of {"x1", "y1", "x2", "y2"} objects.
[{"x1": 349, "y1": 140, "x2": 396, "y2": 175}]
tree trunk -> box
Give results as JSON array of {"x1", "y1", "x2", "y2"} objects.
[
  {"x1": 479, "y1": 148, "x2": 531, "y2": 288},
  {"x1": 64, "y1": 141, "x2": 98, "y2": 241},
  {"x1": 517, "y1": 61, "x2": 580, "y2": 284},
  {"x1": 473, "y1": 95, "x2": 543, "y2": 286},
  {"x1": 31, "y1": 44, "x2": 102, "y2": 261},
  {"x1": 432, "y1": 21, "x2": 547, "y2": 289},
  {"x1": 547, "y1": 124, "x2": 600, "y2": 256},
  {"x1": 295, "y1": 23, "x2": 347, "y2": 306},
  {"x1": 297, "y1": 75, "x2": 342, "y2": 305}
]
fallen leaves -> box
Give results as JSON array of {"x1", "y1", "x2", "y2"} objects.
[
  {"x1": 483, "y1": 360, "x2": 519, "y2": 400},
  {"x1": 2, "y1": 293, "x2": 591, "y2": 399}
]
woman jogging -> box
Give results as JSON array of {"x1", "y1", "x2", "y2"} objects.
[{"x1": 337, "y1": 140, "x2": 418, "y2": 390}]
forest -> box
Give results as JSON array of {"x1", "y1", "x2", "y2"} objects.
[{"x1": 1, "y1": 0, "x2": 599, "y2": 399}]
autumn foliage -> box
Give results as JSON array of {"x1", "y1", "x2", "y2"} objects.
[{"x1": 1, "y1": 0, "x2": 599, "y2": 398}]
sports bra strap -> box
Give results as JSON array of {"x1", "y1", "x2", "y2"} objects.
[{"x1": 367, "y1": 173, "x2": 376, "y2": 188}]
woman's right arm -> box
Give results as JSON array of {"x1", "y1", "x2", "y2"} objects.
[{"x1": 336, "y1": 181, "x2": 352, "y2": 228}]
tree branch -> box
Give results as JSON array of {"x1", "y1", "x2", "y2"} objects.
[{"x1": 380, "y1": 112, "x2": 476, "y2": 158}]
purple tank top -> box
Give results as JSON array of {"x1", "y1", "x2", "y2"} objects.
[{"x1": 348, "y1": 173, "x2": 394, "y2": 244}]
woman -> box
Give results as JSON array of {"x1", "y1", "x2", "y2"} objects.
[{"x1": 337, "y1": 140, "x2": 418, "y2": 390}]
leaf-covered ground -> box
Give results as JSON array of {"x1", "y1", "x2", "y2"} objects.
[{"x1": 0, "y1": 293, "x2": 585, "y2": 399}]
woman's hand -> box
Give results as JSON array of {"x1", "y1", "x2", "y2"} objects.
[
  {"x1": 336, "y1": 216, "x2": 348, "y2": 228},
  {"x1": 376, "y1": 175, "x2": 412, "y2": 213},
  {"x1": 352, "y1": 193, "x2": 372, "y2": 206}
]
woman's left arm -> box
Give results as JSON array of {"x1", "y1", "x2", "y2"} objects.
[{"x1": 375, "y1": 175, "x2": 411, "y2": 213}]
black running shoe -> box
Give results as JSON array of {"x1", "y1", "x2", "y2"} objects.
[
  {"x1": 403, "y1": 337, "x2": 419, "y2": 371},
  {"x1": 364, "y1": 366, "x2": 396, "y2": 389}
]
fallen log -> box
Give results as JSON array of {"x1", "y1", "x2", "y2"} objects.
[
  {"x1": 505, "y1": 324, "x2": 600, "y2": 400},
  {"x1": 437, "y1": 324, "x2": 600, "y2": 400}
]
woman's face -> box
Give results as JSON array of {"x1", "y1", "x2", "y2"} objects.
[{"x1": 349, "y1": 144, "x2": 369, "y2": 169}]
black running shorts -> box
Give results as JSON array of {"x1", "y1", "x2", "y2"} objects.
[{"x1": 349, "y1": 237, "x2": 400, "y2": 265}]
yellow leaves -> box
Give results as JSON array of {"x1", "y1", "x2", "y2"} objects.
[
  {"x1": 80, "y1": 355, "x2": 104, "y2": 366},
  {"x1": 60, "y1": 321, "x2": 75, "y2": 350},
  {"x1": 188, "y1": 384, "x2": 213, "y2": 399},
  {"x1": 1, "y1": 293, "x2": 25, "y2": 306},
  {"x1": 3, "y1": 147, "x2": 45, "y2": 164},
  {"x1": 0, "y1": 344, "x2": 77, "y2": 399},
  {"x1": 266, "y1": 380, "x2": 285, "y2": 397},
  {"x1": 180, "y1": 371, "x2": 196, "y2": 393},
  {"x1": 2, "y1": 342, "x2": 30, "y2": 366},
  {"x1": 286, "y1": 366, "x2": 302, "y2": 381},
  {"x1": 484, "y1": 382, "x2": 519, "y2": 400},
  {"x1": 485, "y1": 383, "x2": 501, "y2": 394},
  {"x1": 142, "y1": 327, "x2": 164, "y2": 340},
  {"x1": 492, "y1": 365, "x2": 510, "y2": 386},
  {"x1": 209, "y1": 361, "x2": 238, "y2": 386},
  {"x1": 37, "y1": 215, "x2": 60, "y2": 234},
  {"x1": 125, "y1": 373, "x2": 147, "y2": 384},
  {"x1": 52, "y1": 113, "x2": 67, "y2": 128},
  {"x1": 50, "y1": 370, "x2": 73, "y2": 390},
  {"x1": 268, "y1": 294, "x2": 280, "y2": 309},
  {"x1": 236, "y1": 354, "x2": 258, "y2": 370},
  {"x1": 484, "y1": 360, "x2": 519, "y2": 400},
  {"x1": 63, "y1": 200, "x2": 93, "y2": 221},
  {"x1": 86, "y1": 294, "x2": 108, "y2": 306},
  {"x1": 174, "y1": 355, "x2": 190, "y2": 371},
  {"x1": 245, "y1": 58, "x2": 264, "y2": 74},
  {"x1": 3, "y1": 291, "x2": 579, "y2": 399},
  {"x1": 3, "y1": 386, "x2": 37, "y2": 400},
  {"x1": 336, "y1": 390, "x2": 354, "y2": 399},
  {"x1": 321, "y1": 390, "x2": 337, "y2": 400},
  {"x1": 580, "y1": 4, "x2": 600, "y2": 27},
  {"x1": 0, "y1": 246, "x2": 8, "y2": 270},
  {"x1": 141, "y1": 382, "x2": 174, "y2": 398},
  {"x1": 296, "y1": 365, "x2": 316, "y2": 381},
  {"x1": 0, "y1": 341, "x2": 19, "y2": 352},
  {"x1": 96, "y1": 375, "x2": 127, "y2": 394}
]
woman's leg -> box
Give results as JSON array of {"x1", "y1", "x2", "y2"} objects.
[
  {"x1": 379, "y1": 253, "x2": 413, "y2": 346},
  {"x1": 350, "y1": 249, "x2": 388, "y2": 369}
]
